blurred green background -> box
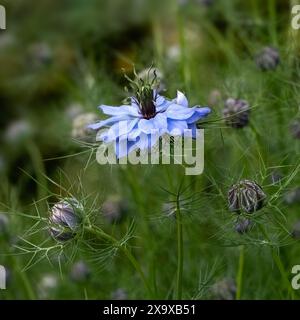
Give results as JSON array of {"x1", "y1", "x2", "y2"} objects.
[{"x1": 0, "y1": 0, "x2": 300, "y2": 300}]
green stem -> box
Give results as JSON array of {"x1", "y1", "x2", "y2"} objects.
[
  {"x1": 175, "y1": 196, "x2": 183, "y2": 300},
  {"x1": 118, "y1": 166, "x2": 151, "y2": 244},
  {"x1": 152, "y1": 17, "x2": 163, "y2": 70},
  {"x1": 268, "y1": 0, "x2": 278, "y2": 46},
  {"x1": 236, "y1": 245, "x2": 245, "y2": 300},
  {"x1": 258, "y1": 225, "x2": 295, "y2": 299},
  {"x1": 18, "y1": 268, "x2": 36, "y2": 300},
  {"x1": 176, "y1": 5, "x2": 191, "y2": 93},
  {"x1": 8, "y1": 254, "x2": 36, "y2": 300},
  {"x1": 84, "y1": 226, "x2": 153, "y2": 297},
  {"x1": 26, "y1": 140, "x2": 48, "y2": 208},
  {"x1": 271, "y1": 250, "x2": 294, "y2": 299}
]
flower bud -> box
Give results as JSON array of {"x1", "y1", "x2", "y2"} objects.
[
  {"x1": 291, "y1": 221, "x2": 300, "y2": 239},
  {"x1": 290, "y1": 119, "x2": 300, "y2": 139},
  {"x1": 198, "y1": 0, "x2": 214, "y2": 6},
  {"x1": 270, "y1": 171, "x2": 283, "y2": 185},
  {"x1": 223, "y1": 98, "x2": 250, "y2": 129},
  {"x1": 102, "y1": 197, "x2": 128, "y2": 224},
  {"x1": 65, "y1": 103, "x2": 84, "y2": 120},
  {"x1": 167, "y1": 45, "x2": 181, "y2": 62},
  {"x1": 111, "y1": 288, "x2": 128, "y2": 300},
  {"x1": 49, "y1": 198, "x2": 83, "y2": 241},
  {"x1": 235, "y1": 218, "x2": 252, "y2": 234},
  {"x1": 70, "y1": 261, "x2": 91, "y2": 282},
  {"x1": 284, "y1": 187, "x2": 300, "y2": 205},
  {"x1": 228, "y1": 180, "x2": 266, "y2": 214},
  {"x1": 4, "y1": 120, "x2": 33, "y2": 144},
  {"x1": 255, "y1": 47, "x2": 280, "y2": 71},
  {"x1": 208, "y1": 89, "x2": 222, "y2": 107},
  {"x1": 28, "y1": 42, "x2": 53, "y2": 68},
  {"x1": 72, "y1": 113, "x2": 98, "y2": 141},
  {"x1": 211, "y1": 278, "x2": 236, "y2": 300},
  {"x1": 38, "y1": 274, "x2": 58, "y2": 299},
  {"x1": 162, "y1": 202, "x2": 176, "y2": 218}
]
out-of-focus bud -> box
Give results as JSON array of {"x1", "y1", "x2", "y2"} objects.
[
  {"x1": 235, "y1": 217, "x2": 252, "y2": 234},
  {"x1": 270, "y1": 171, "x2": 283, "y2": 185},
  {"x1": 102, "y1": 197, "x2": 128, "y2": 224},
  {"x1": 49, "y1": 198, "x2": 83, "y2": 242},
  {"x1": 290, "y1": 119, "x2": 300, "y2": 139},
  {"x1": 38, "y1": 274, "x2": 58, "y2": 299},
  {"x1": 208, "y1": 89, "x2": 222, "y2": 107},
  {"x1": 4, "y1": 120, "x2": 33, "y2": 144},
  {"x1": 162, "y1": 202, "x2": 176, "y2": 218},
  {"x1": 228, "y1": 180, "x2": 266, "y2": 214},
  {"x1": 197, "y1": 0, "x2": 214, "y2": 6},
  {"x1": 223, "y1": 98, "x2": 250, "y2": 129},
  {"x1": 0, "y1": 155, "x2": 6, "y2": 174},
  {"x1": 111, "y1": 288, "x2": 128, "y2": 300},
  {"x1": 284, "y1": 188, "x2": 300, "y2": 205},
  {"x1": 65, "y1": 103, "x2": 84, "y2": 121},
  {"x1": 0, "y1": 33, "x2": 15, "y2": 50},
  {"x1": 28, "y1": 42, "x2": 53, "y2": 68},
  {"x1": 167, "y1": 45, "x2": 181, "y2": 62},
  {"x1": 211, "y1": 278, "x2": 236, "y2": 300},
  {"x1": 255, "y1": 47, "x2": 280, "y2": 71},
  {"x1": 72, "y1": 113, "x2": 98, "y2": 141},
  {"x1": 0, "y1": 213, "x2": 9, "y2": 234},
  {"x1": 5, "y1": 267, "x2": 11, "y2": 287},
  {"x1": 70, "y1": 261, "x2": 91, "y2": 282},
  {"x1": 291, "y1": 221, "x2": 300, "y2": 239},
  {"x1": 178, "y1": 0, "x2": 188, "y2": 7}
]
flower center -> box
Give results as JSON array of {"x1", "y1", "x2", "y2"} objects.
[{"x1": 136, "y1": 87, "x2": 157, "y2": 120}]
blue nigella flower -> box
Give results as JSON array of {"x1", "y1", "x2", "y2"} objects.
[{"x1": 88, "y1": 74, "x2": 211, "y2": 158}]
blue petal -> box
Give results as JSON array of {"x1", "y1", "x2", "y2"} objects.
[
  {"x1": 127, "y1": 127, "x2": 142, "y2": 140},
  {"x1": 88, "y1": 122, "x2": 104, "y2": 130},
  {"x1": 155, "y1": 92, "x2": 167, "y2": 106},
  {"x1": 155, "y1": 93, "x2": 172, "y2": 112},
  {"x1": 186, "y1": 107, "x2": 211, "y2": 124},
  {"x1": 166, "y1": 104, "x2": 195, "y2": 120},
  {"x1": 176, "y1": 91, "x2": 188, "y2": 108},
  {"x1": 138, "y1": 118, "x2": 156, "y2": 134},
  {"x1": 99, "y1": 104, "x2": 140, "y2": 117},
  {"x1": 153, "y1": 113, "x2": 168, "y2": 132},
  {"x1": 101, "y1": 118, "x2": 139, "y2": 143},
  {"x1": 167, "y1": 119, "x2": 188, "y2": 135},
  {"x1": 136, "y1": 132, "x2": 160, "y2": 151},
  {"x1": 87, "y1": 115, "x2": 133, "y2": 130},
  {"x1": 187, "y1": 123, "x2": 198, "y2": 138},
  {"x1": 115, "y1": 139, "x2": 139, "y2": 158}
]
